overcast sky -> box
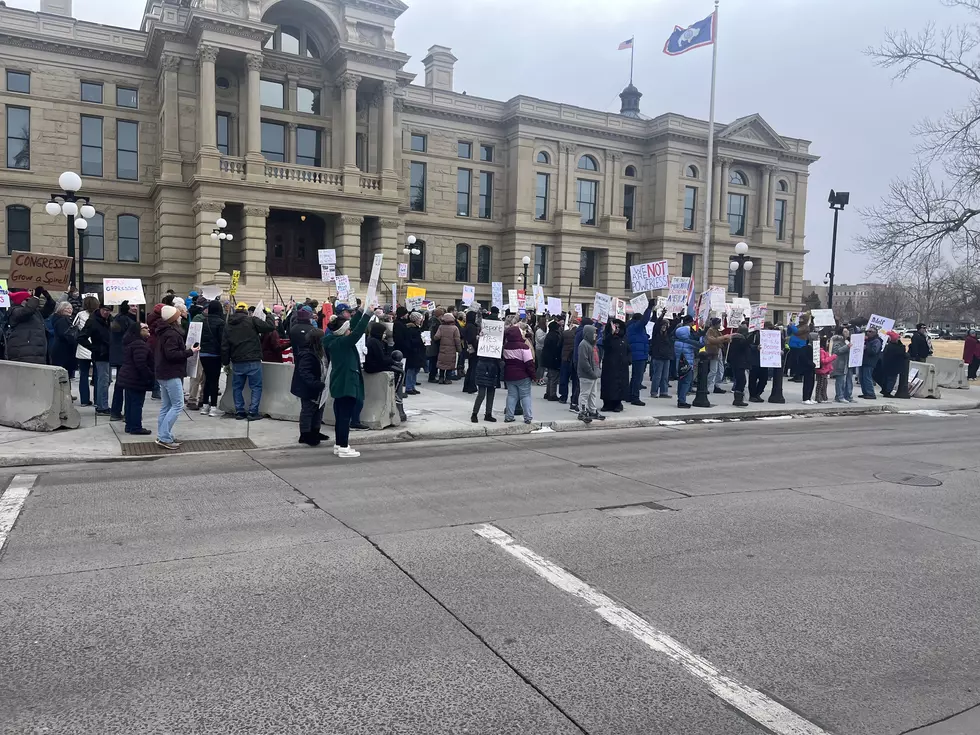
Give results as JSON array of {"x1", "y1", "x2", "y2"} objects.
[{"x1": 9, "y1": 0, "x2": 968, "y2": 285}]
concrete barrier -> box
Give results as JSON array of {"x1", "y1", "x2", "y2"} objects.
[
  {"x1": 910, "y1": 360, "x2": 942, "y2": 399},
  {"x1": 0, "y1": 362, "x2": 81, "y2": 431},
  {"x1": 218, "y1": 362, "x2": 301, "y2": 420},
  {"x1": 324, "y1": 370, "x2": 401, "y2": 430},
  {"x1": 927, "y1": 356, "x2": 969, "y2": 389}
]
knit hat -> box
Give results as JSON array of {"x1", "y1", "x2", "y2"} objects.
[
  {"x1": 9, "y1": 291, "x2": 31, "y2": 306},
  {"x1": 331, "y1": 319, "x2": 351, "y2": 336},
  {"x1": 207, "y1": 300, "x2": 223, "y2": 315},
  {"x1": 409, "y1": 312, "x2": 423, "y2": 325},
  {"x1": 272, "y1": 304, "x2": 284, "y2": 314},
  {"x1": 161, "y1": 305, "x2": 179, "y2": 323}
]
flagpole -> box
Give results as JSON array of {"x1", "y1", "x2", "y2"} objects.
[
  {"x1": 630, "y1": 37, "x2": 635, "y2": 84},
  {"x1": 701, "y1": 0, "x2": 719, "y2": 294}
]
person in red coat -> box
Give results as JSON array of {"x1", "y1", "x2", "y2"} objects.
[{"x1": 964, "y1": 329, "x2": 980, "y2": 380}]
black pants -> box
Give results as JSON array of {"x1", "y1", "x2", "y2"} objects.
[
  {"x1": 473, "y1": 386, "x2": 496, "y2": 415},
  {"x1": 111, "y1": 368, "x2": 125, "y2": 416},
  {"x1": 200, "y1": 356, "x2": 222, "y2": 406},
  {"x1": 799, "y1": 360, "x2": 816, "y2": 401},
  {"x1": 123, "y1": 389, "x2": 146, "y2": 432},
  {"x1": 970, "y1": 357, "x2": 980, "y2": 380},
  {"x1": 464, "y1": 354, "x2": 478, "y2": 392},
  {"x1": 732, "y1": 367, "x2": 747, "y2": 394},
  {"x1": 749, "y1": 366, "x2": 769, "y2": 397},
  {"x1": 299, "y1": 398, "x2": 324, "y2": 436},
  {"x1": 333, "y1": 395, "x2": 356, "y2": 448}
]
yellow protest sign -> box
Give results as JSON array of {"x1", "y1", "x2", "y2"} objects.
[{"x1": 229, "y1": 270, "x2": 241, "y2": 298}]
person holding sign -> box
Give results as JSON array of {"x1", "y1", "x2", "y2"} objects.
[
  {"x1": 626, "y1": 300, "x2": 655, "y2": 406},
  {"x1": 858, "y1": 327, "x2": 883, "y2": 399},
  {"x1": 830, "y1": 330, "x2": 856, "y2": 403},
  {"x1": 471, "y1": 316, "x2": 504, "y2": 423},
  {"x1": 600, "y1": 318, "x2": 630, "y2": 413},
  {"x1": 5, "y1": 287, "x2": 55, "y2": 364}
]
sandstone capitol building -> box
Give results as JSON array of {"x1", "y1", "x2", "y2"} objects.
[{"x1": 0, "y1": 0, "x2": 817, "y2": 321}]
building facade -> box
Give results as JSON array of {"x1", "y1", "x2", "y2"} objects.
[{"x1": 0, "y1": 0, "x2": 818, "y2": 318}]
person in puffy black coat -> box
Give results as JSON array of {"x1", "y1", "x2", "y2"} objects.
[
  {"x1": 77, "y1": 305, "x2": 113, "y2": 413},
  {"x1": 647, "y1": 308, "x2": 673, "y2": 399},
  {"x1": 364, "y1": 322, "x2": 395, "y2": 374},
  {"x1": 541, "y1": 320, "x2": 563, "y2": 400},
  {"x1": 879, "y1": 331, "x2": 907, "y2": 397},
  {"x1": 401, "y1": 312, "x2": 427, "y2": 394},
  {"x1": 198, "y1": 300, "x2": 225, "y2": 415},
  {"x1": 5, "y1": 288, "x2": 55, "y2": 364},
  {"x1": 471, "y1": 318, "x2": 504, "y2": 423},
  {"x1": 48, "y1": 301, "x2": 78, "y2": 376},
  {"x1": 290, "y1": 328, "x2": 330, "y2": 447},
  {"x1": 117, "y1": 322, "x2": 154, "y2": 435},
  {"x1": 461, "y1": 310, "x2": 480, "y2": 394},
  {"x1": 109, "y1": 302, "x2": 136, "y2": 420},
  {"x1": 600, "y1": 319, "x2": 630, "y2": 412},
  {"x1": 727, "y1": 328, "x2": 753, "y2": 407}
]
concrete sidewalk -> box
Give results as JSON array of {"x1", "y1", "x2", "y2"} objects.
[{"x1": 0, "y1": 371, "x2": 977, "y2": 467}]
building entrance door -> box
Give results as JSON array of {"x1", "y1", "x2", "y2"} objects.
[{"x1": 266, "y1": 210, "x2": 324, "y2": 279}]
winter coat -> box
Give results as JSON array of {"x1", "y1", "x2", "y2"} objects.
[
  {"x1": 600, "y1": 321, "x2": 630, "y2": 402},
  {"x1": 199, "y1": 313, "x2": 225, "y2": 356},
  {"x1": 117, "y1": 324, "x2": 155, "y2": 391},
  {"x1": 648, "y1": 314, "x2": 674, "y2": 361},
  {"x1": 364, "y1": 335, "x2": 394, "y2": 374},
  {"x1": 5, "y1": 294, "x2": 55, "y2": 364},
  {"x1": 541, "y1": 322, "x2": 563, "y2": 370},
  {"x1": 462, "y1": 312, "x2": 480, "y2": 356},
  {"x1": 727, "y1": 332, "x2": 752, "y2": 371},
  {"x1": 561, "y1": 327, "x2": 577, "y2": 363},
  {"x1": 222, "y1": 311, "x2": 275, "y2": 365},
  {"x1": 475, "y1": 356, "x2": 504, "y2": 388},
  {"x1": 673, "y1": 325, "x2": 699, "y2": 368},
  {"x1": 862, "y1": 334, "x2": 883, "y2": 368},
  {"x1": 964, "y1": 334, "x2": 980, "y2": 363},
  {"x1": 401, "y1": 323, "x2": 427, "y2": 370},
  {"x1": 393, "y1": 318, "x2": 411, "y2": 357},
  {"x1": 503, "y1": 326, "x2": 536, "y2": 382},
  {"x1": 787, "y1": 321, "x2": 811, "y2": 349},
  {"x1": 154, "y1": 320, "x2": 192, "y2": 381},
  {"x1": 535, "y1": 327, "x2": 547, "y2": 357},
  {"x1": 426, "y1": 311, "x2": 444, "y2": 358},
  {"x1": 434, "y1": 314, "x2": 461, "y2": 370},
  {"x1": 625, "y1": 303, "x2": 654, "y2": 360},
  {"x1": 909, "y1": 331, "x2": 931, "y2": 362},
  {"x1": 577, "y1": 325, "x2": 600, "y2": 381},
  {"x1": 48, "y1": 313, "x2": 78, "y2": 371},
  {"x1": 73, "y1": 310, "x2": 93, "y2": 361},
  {"x1": 146, "y1": 306, "x2": 163, "y2": 357},
  {"x1": 289, "y1": 316, "x2": 316, "y2": 358},
  {"x1": 881, "y1": 340, "x2": 907, "y2": 378},
  {"x1": 109, "y1": 310, "x2": 136, "y2": 366},
  {"x1": 261, "y1": 331, "x2": 284, "y2": 363},
  {"x1": 290, "y1": 348, "x2": 325, "y2": 401},
  {"x1": 830, "y1": 339, "x2": 850, "y2": 377},
  {"x1": 816, "y1": 348, "x2": 835, "y2": 376},
  {"x1": 573, "y1": 320, "x2": 593, "y2": 366},
  {"x1": 703, "y1": 326, "x2": 729, "y2": 358},
  {"x1": 322, "y1": 311, "x2": 370, "y2": 401},
  {"x1": 77, "y1": 311, "x2": 111, "y2": 363}
]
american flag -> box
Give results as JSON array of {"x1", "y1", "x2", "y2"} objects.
[{"x1": 618, "y1": 38, "x2": 634, "y2": 51}]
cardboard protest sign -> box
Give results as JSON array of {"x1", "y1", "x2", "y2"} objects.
[
  {"x1": 397, "y1": 262, "x2": 408, "y2": 278},
  {"x1": 229, "y1": 270, "x2": 241, "y2": 298},
  {"x1": 318, "y1": 249, "x2": 336, "y2": 266},
  {"x1": 630, "y1": 292, "x2": 649, "y2": 315},
  {"x1": 592, "y1": 292, "x2": 611, "y2": 322},
  {"x1": 0, "y1": 279, "x2": 9, "y2": 308},
  {"x1": 507, "y1": 289, "x2": 518, "y2": 313},
  {"x1": 8, "y1": 252, "x2": 73, "y2": 291},
  {"x1": 811, "y1": 309, "x2": 836, "y2": 328},
  {"x1": 320, "y1": 264, "x2": 335, "y2": 283},
  {"x1": 666, "y1": 277, "x2": 692, "y2": 314},
  {"x1": 547, "y1": 296, "x2": 562, "y2": 315},
  {"x1": 749, "y1": 303, "x2": 768, "y2": 332},
  {"x1": 335, "y1": 274, "x2": 352, "y2": 301},
  {"x1": 103, "y1": 278, "x2": 146, "y2": 305},
  {"x1": 185, "y1": 321, "x2": 203, "y2": 379},
  {"x1": 201, "y1": 285, "x2": 222, "y2": 300},
  {"x1": 477, "y1": 320, "x2": 505, "y2": 358},
  {"x1": 406, "y1": 285, "x2": 425, "y2": 311},
  {"x1": 760, "y1": 330, "x2": 783, "y2": 368},
  {"x1": 629, "y1": 259, "x2": 669, "y2": 293},
  {"x1": 462, "y1": 285, "x2": 475, "y2": 305},
  {"x1": 613, "y1": 298, "x2": 628, "y2": 321},
  {"x1": 868, "y1": 313, "x2": 895, "y2": 333},
  {"x1": 365, "y1": 253, "x2": 383, "y2": 307},
  {"x1": 849, "y1": 334, "x2": 865, "y2": 368},
  {"x1": 492, "y1": 282, "x2": 504, "y2": 310},
  {"x1": 532, "y1": 285, "x2": 546, "y2": 312},
  {"x1": 517, "y1": 290, "x2": 527, "y2": 309}
]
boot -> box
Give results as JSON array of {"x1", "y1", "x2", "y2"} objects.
[
  {"x1": 733, "y1": 391, "x2": 748, "y2": 407},
  {"x1": 471, "y1": 413, "x2": 478, "y2": 423},
  {"x1": 749, "y1": 395, "x2": 765, "y2": 403}
]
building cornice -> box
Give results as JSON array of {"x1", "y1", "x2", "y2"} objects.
[{"x1": 0, "y1": 33, "x2": 146, "y2": 67}]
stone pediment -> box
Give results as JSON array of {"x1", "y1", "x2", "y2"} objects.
[{"x1": 719, "y1": 114, "x2": 790, "y2": 151}]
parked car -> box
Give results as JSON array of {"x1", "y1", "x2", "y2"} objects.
[{"x1": 902, "y1": 330, "x2": 940, "y2": 340}]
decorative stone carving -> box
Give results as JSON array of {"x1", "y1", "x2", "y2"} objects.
[
  {"x1": 764, "y1": 164, "x2": 779, "y2": 173},
  {"x1": 286, "y1": 122, "x2": 297, "y2": 131},
  {"x1": 245, "y1": 53, "x2": 263, "y2": 72},
  {"x1": 393, "y1": 97, "x2": 405, "y2": 113},
  {"x1": 382, "y1": 81, "x2": 397, "y2": 97},
  {"x1": 217, "y1": 0, "x2": 246, "y2": 17},
  {"x1": 340, "y1": 73, "x2": 362, "y2": 91},
  {"x1": 559, "y1": 143, "x2": 574, "y2": 154},
  {"x1": 355, "y1": 23, "x2": 384, "y2": 49},
  {"x1": 161, "y1": 54, "x2": 182, "y2": 73},
  {"x1": 192, "y1": 200, "x2": 225, "y2": 214},
  {"x1": 341, "y1": 214, "x2": 364, "y2": 226},
  {"x1": 244, "y1": 206, "x2": 270, "y2": 217},
  {"x1": 379, "y1": 218, "x2": 400, "y2": 229},
  {"x1": 197, "y1": 44, "x2": 219, "y2": 65}
]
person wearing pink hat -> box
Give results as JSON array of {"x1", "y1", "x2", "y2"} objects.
[{"x1": 5, "y1": 287, "x2": 55, "y2": 364}]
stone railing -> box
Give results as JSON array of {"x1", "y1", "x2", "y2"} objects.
[
  {"x1": 219, "y1": 156, "x2": 246, "y2": 178},
  {"x1": 359, "y1": 174, "x2": 382, "y2": 191},
  {"x1": 265, "y1": 163, "x2": 343, "y2": 189}
]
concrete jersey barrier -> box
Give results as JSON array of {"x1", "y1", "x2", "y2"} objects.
[
  {"x1": 0, "y1": 361, "x2": 81, "y2": 431},
  {"x1": 910, "y1": 360, "x2": 942, "y2": 399},
  {"x1": 218, "y1": 361, "x2": 301, "y2": 420},
  {"x1": 324, "y1": 370, "x2": 401, "y2": 430},
  {"x1": 927, "y1": 356, "x2": 969, "y2": 389}
]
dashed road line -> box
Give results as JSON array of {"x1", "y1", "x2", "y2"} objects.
[
  {"x1": 474, "y1": 523, "x2": 832, "y2": 735},
  {"x1": 0, "y1": 474, "x2": 38, "y2": 556}
]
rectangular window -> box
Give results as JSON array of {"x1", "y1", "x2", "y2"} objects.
[
  {"x1": 410, "y1": 244, "x2": 425, "y2": 280},
  {"x1": 116, "y1": 120, "x2": 139, "y2": 180},
  {"x1": 410, "y1": 133, "x2": 427, "y2": 152},
  {"x1": 80, "y1": 81, "x2": 103, "y2": 104},
  {"x1": 356, "y1": 133, "x2": 366, "y2": 170},
  {"x1": 577, "y1": 179, "x2": 598, "y2": 226},
  {"x1": 260, "y1": 79, "x2": 284, "y2": 108},
  {"x1": 296, "y1": 86, "x2": 321, "y2": 114},
  {"x1": 410, "y1": 161, "x2": 426, "y2": 212},
  {"x1": 457, "y1": 168, "x2": 471, "y2": 217},
  {"x1": 216, "y1": 113, "x2": 230, "y2": 155},
  {"x1": 116, "y1": 87, "x2": 138, "y2": 109},
  {"x1": 117, "y1": 215, "x2": 140, "y2": 263},
  {"x1": 81, "y1": 115, "x2": 103, "y2": 176},
  {"x1": 774, "y1": 199, "x2": 787, "y2": 241},
  {"x1": 623, "y1": 185, "x2": 636, "y2": 230},
  {"x1": 5, "y1": 70, "x2": 29, "y2": 94},
  {"x1": 296, "y1": 127, "x2": 322, "y2": 167},
  {"x1": 682, "y1": 253, "x2": 696, "y2": 278},
  {"x1": 480, "y1": 144, "x2": 493, "y2": 162},
  {"x1": 479, "y1": 171, "x2": 493, "y2": 219},
  {"x1": 535, "y1": 172, "x2": 549, "y2": 221},
  {"x1": 579, "y1": 249, "x2": 597, "y2": 288},
  {"x1": 458, "y1": 141, "x2": 472, "y2": 159},
  {"x1": 260, "y1": 121, "x2": 285, "y2": 162},
  {"x1": 625, "y1": 252, "x2": 638, "y2": 290},
  {"x1": 84, "y1": 213, "x2": 105, "y2": 261},
  {"x1": 775, "y1": 261, "x2": 786, "y2": 297},
  {"x1": 534, "y1": 245, "x2": 548, "y2": 285},
  {"x1": 684, "y1": 186, "x2": 697, "y2": 231},
  {"x1": 728, "y1": 263, "x2": 744, "y2": 296},
  {"x1": 478, "y1": 246, "x2": 491, "y2": 284},
  {"x1": 6, "y1": 206, "x2": 31, "y2": 254},
  {"x1": 728, "y1": 193, "x2": 747, "y2": 236},
  {"x1": 6, "y1": 106, "x2": 30, "y2": 170}
]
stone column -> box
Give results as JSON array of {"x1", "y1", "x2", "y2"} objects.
[
  {"x1": 242, "y1": 206, "x2": 269, "y2": 286},
  {"x1": 719, "y1": 158, "x2": 732, "y2": 224},
  {"x1": 378, "y1": 218, "x2": 400, "y2": 296},
  {"x1": 193, "y1": 200, "x2": 225, "y2": 285},
  {"x1": 334, "y1": 214, "x2": 363, "y2": 284},
  {"x1": 758, "y1": 164, "x2": 771, "y2": 229},
  {"x1": 197, "y1": 45, "x2": 218, "y2": 153},
  {"x1": 381, "y1": 82, "x2": 396, "y2": 172},
  {"x1": 287, "y1": 122, "x2": 297, "y2": 164},
  {"x1": 341, "y1": 73, "x2": 360, "y2": 169},
  {"x1": 229, "y1": 113, "x2": 239, "y2": 156},
  {"x1": 609, "y1": 152, "x2": 621, "y2": 217},
  {"x1": 245, "y1": 53, "x2": 265, "y2": 182},
  {"x1": 711, "y1": 159, "x2": 722, "y2": 221},
  {"x1": 286, "y1": 75, "x2": 298, "y2": 113},
  {"x1": 768, "y1": 167, "x2": 779, "y2": 228},
  {"x1": 160, "y1": 53, "x2": 182, "y2": 181},
  {"x1": 562, "y1": 144, "x2": 575, "y2": 210}
]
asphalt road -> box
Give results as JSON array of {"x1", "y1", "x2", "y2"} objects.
[{"x1": 2, "y1": 411, "x2": 980, "y2": 734}]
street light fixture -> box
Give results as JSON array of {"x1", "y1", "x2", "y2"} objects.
[
  {"x1": 521, "y1": 255, "x2": 531, "y2": 288},
  {"x1": 402, "y1": 234, "x2": 421, "y2": 286},
  {"x1": 827, "y1": 189, "x2": 850, "y2": 309},
  {"x1": 729, "y1": 241, "x2": 753, "y2": 298},
  {"x1": 210, "y1": 217, "x2": 233, "y2": 242},
  {"x1": 48, "y1": 171, "x2": 95, "y2": 290}
]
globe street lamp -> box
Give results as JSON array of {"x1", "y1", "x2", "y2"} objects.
[
  {"x1": 521, "y1": 255, "x2": 531, "y2": 288},
  {"x1": 402, "y1": 234, "x2": 421, "y2": 288},
  {"x1": 827, "y1": 190, "x2": 850, "y2": 309},
  {"x1": 47, "y1": 171, "x2": 96, "y2": 290},
  {"x1": 728, "y1": 241, "x2": 753, "y2": 298},
  {"x1": 210, "y1": 216, "x2": 233, "y2": 243}
]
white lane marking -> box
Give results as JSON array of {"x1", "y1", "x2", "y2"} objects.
[
  {"x1": 758, "y1": 415, "x2": 794, "y2": 421},
  {"x1": 474, "y1": 523, "x2": 831, "y2": 735},
  {"x1": 898, "y1": 410, "x2": 966, "y2": 418},
  {"x1": 0, "y1": 474, "x2": 38, "y2": 555}
]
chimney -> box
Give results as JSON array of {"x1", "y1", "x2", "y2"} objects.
[
  {"x1": 422, "y1": 45, "x2": 457, "y2": 92},
  {"x1": 40, "y1": 0, "x2": 72, "y2": 16}
]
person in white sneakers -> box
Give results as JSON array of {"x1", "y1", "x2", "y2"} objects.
[{"x1": 322, "y1": 306, "x2": 371, "y2": 458}]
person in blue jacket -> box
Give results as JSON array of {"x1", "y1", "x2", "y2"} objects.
[
  {"x1": 673, "y1": 315, "x2": 701, "y2": 409},
  {"x1": 859, "y1": 326, "x2": 884, "y2": 399},
  {"x1": 626, "y1": 300, "x2": 655, "y2": 406}
]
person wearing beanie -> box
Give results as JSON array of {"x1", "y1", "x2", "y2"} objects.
[
  {"x1": 5, "y1": 287, "x2": 55, "y2": 364},
  {"x1": 77, "y1": 304, "x2": 113, "y2": 413},
  {"x1": 116, "y1": 322, "x2": 154, "y2": 435},
  {"x1": 879, "y1": 330, "x2": 907, "y2": 398},
  {"x1": 197, "y1": 300, "x2": 226, "y2": 416},
  {"x1": 322, "y1": 304, "x2": 371, "y2": 458},
  {"x1": 222, "y1": 301, "x2": 276, "y2": 420},
  {"x1": 48, "y1": 301, "x2": 78, "y2": 379},
  {"x1": 401, "y1": 312, "x2": 426, "y2": 395},
  {"x1": 184, "y1": 290, "x2": 199, "y2": 310},
  {"x1": 154, "y1": 304, "x2": 198, "y2": 449},
  {"x1": 73, "y1": 295, "x2": 101, "y2": 406},
  {"x1": 290, "y1": 327, "x2": 330, "y2": 447},
  {"x1": 289, "y1": 305, "x2": 317, "y2": 359},
  {"x1": 145, "y1": 303, "x2": 166, "y2": 399},
  {"x1": 107, "y1": 301, "x2": 137, "y2": 420},
  {"x1": 703, "y1": 316, "x2": 733, "y2": 397}
]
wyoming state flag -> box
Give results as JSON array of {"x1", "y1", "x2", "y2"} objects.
[{"x1": 663, "y1": 12, "x2": 716, "y2": 56}]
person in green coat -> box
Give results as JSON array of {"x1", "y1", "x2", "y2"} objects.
[{"x1": 322, "y1": 308, "x2": 370, "y2": 458}]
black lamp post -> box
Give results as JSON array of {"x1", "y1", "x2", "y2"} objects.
[
  {"x1": 521, "y1": 255, "x2": 530, "y2": 288},
  {"x1": 827, "y1": 189, "x2": 850, "y2": 309},
  {"x1": 46, "y1": 171, "x2": 96, "y2": 291},
  {"x1": 728, "y1": 240, "x2": 753, "y2": 299}
]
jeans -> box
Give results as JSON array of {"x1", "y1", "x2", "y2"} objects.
[
  {"x1": 505, "y1": 378, "x2": 533, "y2": 421},
  {"x1": 77, "y1": 359, "x2": 91, "y2": 404},
  {"x1": 124, "y1": 389, "x2": 146, "y2": 432},
  {"x1": 299, "y1": 398, "x2": 324, "y2": 436},
  {"x1": 559, "y1": 360, "x2": 579, "y2": 404},
  {"x1": 110, "y1": 368, "x2": 125, "y2": 416},
  {"x1": 93, "y1": 361, "x2": 111, "y2": 411},
  {"x1": 835, "y1": 371, "x2": 854, "y2": 401},
  {"x1": 232, "y1": 361, "x2": 263, "y2": 415},
  {"x1": 859, "y1": 365, "x2": 876, "y2": 397},
  {"x1": 676, "y1": 368, "x2": 694, "y2": 405},
  {"x1": 649, "y1": 359, "x2": 670, "y2": 397},
  {"x1": 630, "y1": 359, "x2": 647, "y2": 402},
  {"x1": 200, "y1": 356, "x2": 222, "y2": 406},
  {"x1": 333, "y1": 395, "x2": 356, "y2": 448},
  {"x1": 706, "y1": 357, "x2": 722, "y2": 393},
  {"x1": 579, "y1": 377, "x2": 599, "y2": 415},
  {"x1": 405, "y1": 367, "x2": 419, "y2": 392},
  {"x1": 157, "y1": 377, "x2": 184, "y2": 443}
]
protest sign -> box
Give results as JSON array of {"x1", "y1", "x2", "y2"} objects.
[
  {"x1": 749, "y1": 303, "x2": 768, "y2": 332},
  {"x1": 630, "y1": 292, "x2": 649, "y2": 315},
  {"x1": 491, "y1": 282, "x2": 504, "y2": 310},
  {"x1": 335, "y1": 274, "x2": 352, "y2": 301},
  {"x1": 320, "y1": 264, "x2": 335, "y2": 283},
  {"x1": 613, "y1": 298, "x2": 628, "y2": 321},
  {"x1": 592, "y1": 292, "x2": 611, "y2": 322},
  {"x1": 629, "y1": 259, "x2": 669, "y2": 293},
  {"x1": 547, "y1": 296, "x2": 562, "y2": 314},
  {"x1": 0, "y1": 279, "x2": 8, "y2": 308},
  {"x1": 849, "y1": 333, "x2": 865, "y2": 368},
  {"x1": 728, "y1": 303, "x2": 746, "y2": 327},
  {"x1": 868, "y1": 313, "x2": 895, "y2": 333},
  {"x1": 708, "y1": 286, "x2": 726, "y2": 311},
  {"x1": 517, "y1": 290, "x2": 527, "y2": 309},
  {"x1": 812, "y1": 340, "x2": 821, "y2": 368},
  {"x1": 392, "y1": 283, "x2": 397, "y2": 308},
  {"x1": 532, "y1": 285, "x2": 546, "y2": 312},
  {"x1": 405, "y1": 285, "x2": 425, "y2": 311},
  {"x1": 255, "y1": 300, "x2": 265, "y2": 316},
  {"x1": 507, "y1": 289, "x2": 518, "y2": 313},
  {"x1": 185, "y1": 321, "x2": 203, "y2": 379},
  {"x1": 733, "y1": 297, "x2": 751, "y2": 310},
  {"x1": 696, "y1": 292, "x2": 711, "y2": 325},
  {"x1": 575, "y1": 303, "x2": 583, "y2": 317},
  {"x1": 462, "y1": 285, "x2": 475, "y2": 305},
  {"x1": 201, "y1": 285, "x2": 222, "y2": 300},
  {"x1": 8, "y1": 252, "x2": 73, "y2": 291},
  {"x1": 788, "y1": 312, "x2": 799, "y2": 326},
  {"x1": 666, "y1": 277, "x2": 692, "y2": 314},
  {"x1": 478, "y1": 320, "x2": 505, "y2": 358},
  {"x1": 103, "y1": 278, "x2": 146, "y2": 305},
  {"x1": 318, "y1": 249, "x2": 336, "y2": 266},
  {"x1": 760, "y1": 330, "x2": 783, "y2": 368},
  {"x1": 397, "y1": 262, "x2": 408, "y2": 278},
  {"x1": 422, "y1": 331, "x2": 431, "y2": 346},
  {"x1": 811, "y1": 309, "x2": 836, "y2": 328},
  {"x1": 365, "y1": 253, "x2": 383, "y2": 307},
  {"x1": 229, "y1": 270, "x2": 241, "y2": 298},
  {"x1": 656, "y1": 296, "x2": 668, "y2": 312}
]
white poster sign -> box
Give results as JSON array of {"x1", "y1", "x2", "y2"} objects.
[
  {"x1": 201, "y1": 285, "x2": 222, "y2": 301},
  {"x1": 849, "y1": 333, "x2": 865, "y2": 368},
  {"x1": 547, "y1": 296, "x2": 562, "y2": 315},
  {"x1": 462, "y1": 285, "x2": 475, "y2": 305},
  {"x1": 397, "y1": 262, "x2": 408, "y2": 278},
  {"x1": 532, "y1": 285, "x2": 546, "y2": 312},
  {"x1": 868, "y1": 313, "x2": 895, "y2": 334},
  {"x1": 759, "y1": 330, "x2": 783, "y2": 368},
  {"x1": 629, "y1": 259, "x2": 669, "y2": 293},
  {"x1": 728, "y1": 304, "x2": 746, "y2": 327},
  {"x1": 811, "y1": 309, "x2": 836, "y2": 328},
  {"x1": 318, "y1": 249, "x2": 336, "y2": 266},
  {"x1": 749, "y1": 303, "x2": 768, "y2": 332},
  {"x1": 708, "y1": 286, "x2": 727, "y2": 311},
  {"x1": 592, "y1": 292, "x2": 611, "y2": 322},
  {"x1": 185, "y1": 321, "x2": 203, "y2": 379},
  {"x1": 391, "y1": 283, "x2": 397, "y2": 308},
  {"x1": 491, "y1": 282, "x2": 504, "y2": 311},
  {"x1": 335, "y1": 275, "x2": 352, "y2": 302},
  {"x1": 321, "y1": 264, "x2": 335, "y2": 283},
  {"x1": 365, "y1": 253, "x2": 384, "y2": 307},
  {"x1": 630, "y1": 293, "x2": 649, "y2": 315},
  {"x1": 812, "y1": 340, "x2": 821, "y2": 368},
  {"x1": 666, "y1": 277, "x2": 692, "y2": 314},
  {"x1": 102, "y1": 278, "x2": 146, "y2": 305},
  {"x1": 613, "y1": 298, "x2": 628, "y2": 321},
  {"x1": 574, "y1": 303, "x2": 583, "y2": 317},
  {"x1": 0, "y1": 279, "x2": 9, "y2": 308},
  {"x1": 507, "y1": 289, "x2": 519, "y2": 314},
  {"x1": 656, "y1": 296, "x2": 668, "y2": 313},
  {"x1": 255, "y1": 300, "x2": 265, "y2": 316},
  {"x1": 477, "y1": 320, "x2": 505, "y2": 358}
]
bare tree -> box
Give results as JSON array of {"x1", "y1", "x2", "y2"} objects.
[
  {"x1": 899, "y1": 252, "x2": 954, "y2": 323},
  {"x1": 856, "y1": 284, "x2": 911, "y2": 323}
]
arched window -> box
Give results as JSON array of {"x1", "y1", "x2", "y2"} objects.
[
  {"x1": 6, "y1": 205, "x2": 30, "y2": 254},
  {"x1": 578, "y1": 154, "x2": 598, "y2": 172},
  {"x1": 455, "y1": 243, "x2": 470, "y2": 282},
  {"x1": 117, "y1": 214, "x2": 140, "y2": 263},
  {"x1": 778, "y1": 179, "x2": 789, "y2": 192},
  {"x1": 478, "y1": 245, "x2": 492, "y2": 283},
  {"x1": 306, "y1": 37, "x2": 320, "y2": 59},
  {"x1": 686, "y1": 165, "x2": 699, "y2": 179},
  {"x1": 84, "y1": 212, "x2": 105, "y2": 261},
  {"x1": 536, "y1": 151, "x2": 550, "y2": 164},
  {"x1": 280, "y1": 26, "x2": 301, "y2": 55},
  {"x1": 729, "y1": 170, "x2": 748, "y2": 186},
  {"x1": 264, "y1": 25, "x2": 323, "y2": 58},
  {"x1": 624, "y1": 165, "x2": 637, "y2": 178},
  {"x1": 410, "y1": 240, "x2": 425, "y2": 281}
]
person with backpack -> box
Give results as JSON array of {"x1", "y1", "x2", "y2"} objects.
[
  {"x1": 673, "y1": 316, "x2": 701, "y2": 409},
  {"x1": 5, "y1": 287, "x2": 55, "y2": 364},
  {"x1": 221, "y1": 302, "x2": 275, "y2": 420}
]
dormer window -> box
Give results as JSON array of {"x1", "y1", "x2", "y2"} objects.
[{"x1": 264, "y1": 26, "x2": 321, "y2": 59}]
